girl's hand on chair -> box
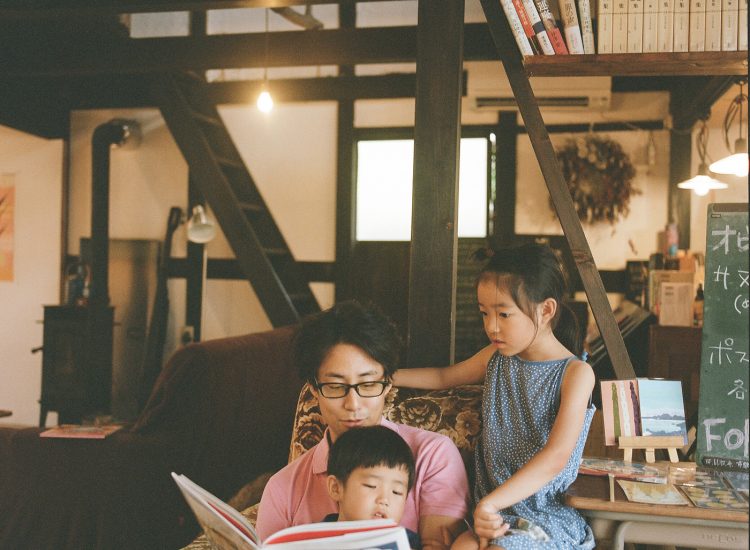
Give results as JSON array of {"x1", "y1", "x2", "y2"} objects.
[{"x1": 473, "y1": 499, "x2": 509, "y2": 544}]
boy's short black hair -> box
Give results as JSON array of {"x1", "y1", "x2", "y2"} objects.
[
  {"x1": 293, "y1": 300, "x2": 402, "y2": 385},
  {"x1": 327, "y1": 426, "x2": 415, "y2": 491}
]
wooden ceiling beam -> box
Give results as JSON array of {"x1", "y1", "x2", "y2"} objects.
[
  {"x1": 669, "y1": 75, "x2": 738, "y2": 130},
  {"x1": 0, "y1": 0, "x2": 393, "y2": 18},
  {"x1": 1, "y1": 23, "x2": 497, "y2": 76},
  {"x1": 57, "y1": 72, "x2": 436, "y2": 109}
]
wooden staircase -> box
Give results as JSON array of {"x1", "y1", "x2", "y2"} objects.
[{"x1": 154, "y1": 71, "x2": 320, "y2": 327}]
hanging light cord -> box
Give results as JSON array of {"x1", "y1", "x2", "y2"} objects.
[
  {"x1": 696, "y1": 118, "x2": 710, "y2": 165},
  {"x1": 722, "y1": 80, "x2": 747, "y2": 152},
  {"x1": 263, "y1": 8, "x2": 270, "y2": 82}
]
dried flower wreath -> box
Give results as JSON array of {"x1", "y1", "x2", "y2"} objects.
[{"x1": 555, "y1": 135, "x2": 639, "y2": 224}]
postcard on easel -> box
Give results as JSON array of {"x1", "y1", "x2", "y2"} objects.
[
  {"x1": 617, "y1": 480, "x2": 690, "y2": 505},
  {"x1": 40, "y1": 424, "x2": 123, "y2": 439}
]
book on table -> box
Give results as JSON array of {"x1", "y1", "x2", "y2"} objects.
[
  {"x1": 39, "y1": 424, "x2": 123, "y2": 439},
  {"x1": 172, "y1": 473, "x2": 411, "y2": 550}
]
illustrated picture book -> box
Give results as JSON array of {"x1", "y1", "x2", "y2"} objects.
[
  {"x1": 579, "y1": 457, "x2": 667, "y2": 483},
  {"x1": 39, "y1": 424, "x2": 123, "y2": 439},
  {"x1": 600, "y1": 378, "x2": 687, "y2": 445},
  {"x1": 171, "y1": 473, "x2": 410, "y2": 550},
  {"x1": 617, "y1": 479, "x2": 690, "y2": 505}
]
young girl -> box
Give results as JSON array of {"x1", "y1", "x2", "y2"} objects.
[{"x1": 393, "y1": 243, "x2": 595, "y2": 550}]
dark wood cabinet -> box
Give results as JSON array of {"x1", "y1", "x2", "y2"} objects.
[
  {"x1": 39, "y1": 305, "x2": 114, "y2": 426},
  {"x1": 647, "y1": 325, "x2": 703, "y2": 418}
]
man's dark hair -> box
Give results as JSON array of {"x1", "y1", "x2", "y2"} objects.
[
  {"x1": 293, "y1": 300, "x2": 402, "y2": 385},
  {"x1": 328, "y1": 426, "x2": 415, "y2": 491}
]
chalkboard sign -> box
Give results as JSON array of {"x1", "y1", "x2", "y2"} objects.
[{"x1": 696, "y1": 203, "x2": 749, "y2": 470}]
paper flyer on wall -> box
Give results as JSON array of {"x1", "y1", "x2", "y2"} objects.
[{"x1": 171, "y1": 473, "x2": 410, "y2": 550}]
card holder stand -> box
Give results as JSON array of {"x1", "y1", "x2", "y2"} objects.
[{"x1": 619, "y1": 435, "x2": 684, "y2": 463}]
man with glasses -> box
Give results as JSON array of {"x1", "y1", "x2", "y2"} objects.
[{"x1": 256, "y1": 301, "x2": 469, "y2": 549}]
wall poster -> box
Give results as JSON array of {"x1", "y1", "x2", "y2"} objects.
[{"x1": 0, "y1": 175, "x2": 14, "y2": 282}]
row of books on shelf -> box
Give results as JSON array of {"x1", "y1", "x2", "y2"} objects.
[{"x1": 500, "y1": 0, "x2": 748, "y2": 56}]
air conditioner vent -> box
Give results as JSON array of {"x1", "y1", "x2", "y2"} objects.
[
  {"x1": 474, "y1": 96, "x2": 593, "y2": 109},
  {"x1": 467, "y1": 62, "x2": 612, "y2": 112}
]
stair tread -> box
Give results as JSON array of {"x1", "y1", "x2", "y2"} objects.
[
  {"x1": 238, "y1": 201, "x2": 264, "y2": 212},
  {"x1": 264, "y1": 247, "x2": 289, "y2": 256},
  {"x1": 189, "y1": 109, "x2": 223, "y2": 127},
  {"x1": 215, "y1": 156, "x2": 245, "y2": 170},
  {"x1": 175, "y1": 70, "x2": 207, "y2": 84}
]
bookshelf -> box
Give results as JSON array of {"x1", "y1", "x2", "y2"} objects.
[
  {"x1": 479, "y1": 0, "x2": 747, "y2": 381},
  {"x1": 523, "y1": 50, "x2": 748, "y2": 76}
]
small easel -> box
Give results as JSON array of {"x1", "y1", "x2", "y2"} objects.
[{"x1": 618, "y1": 435, "x2": 684, "y2": 463}]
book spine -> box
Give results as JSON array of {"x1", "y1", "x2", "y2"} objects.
[
  {"x1": 521, "y1": 0, "x2": 558, "y2": 53},
  {"x1": 512, "y1": 0, "x2": 543, "y2": 53},
  {"x1": 500, "y1": 0, "x2": 537, "y2": 55},
  {"x1": 739, "y1": 0, "x2": 748, "y2": 49},
  {"x1": 721, "y1": 0, "x2": 739, "y2": 49},
  {"x1": 578, "y1": 0, "x2": 597, "y2": 52},
  {"x1": 534, "y1": 0, "x2": 570, "y2": 53},
  {"x1": 689, "y1": 0, "x2": 706, "y2": 50},
  {"x1": 674, "y1": 0, "x2": 691, "y2": 49},
  {"x1": 705, "y1": 0, "x2": 723, "y2": 49},
  {"x1": 612, "y1": 0, "x2": 630, "y2": 51},
  {"x1": 657, "y1": 0, "x2": 675, "y2": 50},
  {"x1": 627, "y1": 0, "x2": 644, "y2": 51},
  {"x1": 598, "y1": 0, "x2": 615, "y2": 52},
  {"x1": 559, "y1": 0, "x2": 586, "y2": 52},
  {"x1": 643, "y1": 0, "x2": 660, "y2": 50}
]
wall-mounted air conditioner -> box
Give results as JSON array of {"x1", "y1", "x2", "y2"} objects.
[{"x1": 467, "y1": 62, "x2": 612, "y2": 111}]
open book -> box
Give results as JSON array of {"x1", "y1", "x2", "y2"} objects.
[{"x1": 172, "y1": 473, "x2": 411, "y2": 550}]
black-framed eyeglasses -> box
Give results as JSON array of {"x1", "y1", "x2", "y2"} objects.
[{"x1": 314, "y1": 380, "x2": 390, "y2": 399}]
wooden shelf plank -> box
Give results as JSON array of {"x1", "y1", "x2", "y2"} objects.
[{"x1": 523, "y1": 51, "x2": 749, "y2": 77}]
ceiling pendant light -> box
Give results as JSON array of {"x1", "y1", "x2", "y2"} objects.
[
  {"x1": 677, "y1": 119, "x2": 728, "y2": 196},
  {"x1": 709, "y1": 80, "x2": 748, "y2": 177},
  {"x1": 257, "y1": 8, "x2": 274, "y2": 114}
]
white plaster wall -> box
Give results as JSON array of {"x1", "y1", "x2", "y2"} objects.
[
  {"x1": 0, "y1": 127, "x2": 63, "y2": 427},
  {"x1": 66, "y1": 103, "x2": 337, "y2": 360},
  {"x1": 516, "y1": 129, "x2": 671, "y2": 269}
]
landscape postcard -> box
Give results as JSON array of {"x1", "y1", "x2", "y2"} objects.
[{"x1": 637, "y1": 379, "x2": 688, "y2": 444}]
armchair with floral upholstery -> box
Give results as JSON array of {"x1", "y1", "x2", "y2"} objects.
[{"x1": 183, "y1": 383, "x2": 485, "y2": 549}]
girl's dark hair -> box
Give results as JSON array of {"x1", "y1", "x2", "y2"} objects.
[
  {"x1": 328, "y1": 426, "x2": 415, "y2": 491},
  {"x1": 294, "y1": 300, "x2": 402, "y2": 385},
  {"x1": 475, "y1": 243, "x2": 583, "y2": 355}
]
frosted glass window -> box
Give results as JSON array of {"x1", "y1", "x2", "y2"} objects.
[{"x1": 356, "y1": 137, "x2": 487, "y2": 241}]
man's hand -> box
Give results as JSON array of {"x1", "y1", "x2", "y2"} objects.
[
  {"x1": 472, "y1": 499, "x2": 508, "y2": 546},
  {"x1": 420, "y1": 525, "x2": 454, "y2": 550},
  {"x1": 419, "y1": 516, "x2": 464, "y2": 550}
]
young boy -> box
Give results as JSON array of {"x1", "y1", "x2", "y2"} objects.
[{"x1": 325, "y1": 425, "x2": 421, "y2": 549}]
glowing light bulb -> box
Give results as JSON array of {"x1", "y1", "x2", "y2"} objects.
[{"x1": 257, "y1": 89, "x2": 274, "y2": 113}]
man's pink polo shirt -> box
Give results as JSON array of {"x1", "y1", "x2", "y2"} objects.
[{"x1": 256, "y1": 417, "x2": 469, "y2": 541}]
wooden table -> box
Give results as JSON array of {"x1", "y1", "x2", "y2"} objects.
[{"x1": 566, "y1": 475, "x2": 749, "y2": 549}]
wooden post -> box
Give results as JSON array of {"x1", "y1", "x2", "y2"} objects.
[{"x1": 407, "y1": 0, "x2": 464, "y2": 368}]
